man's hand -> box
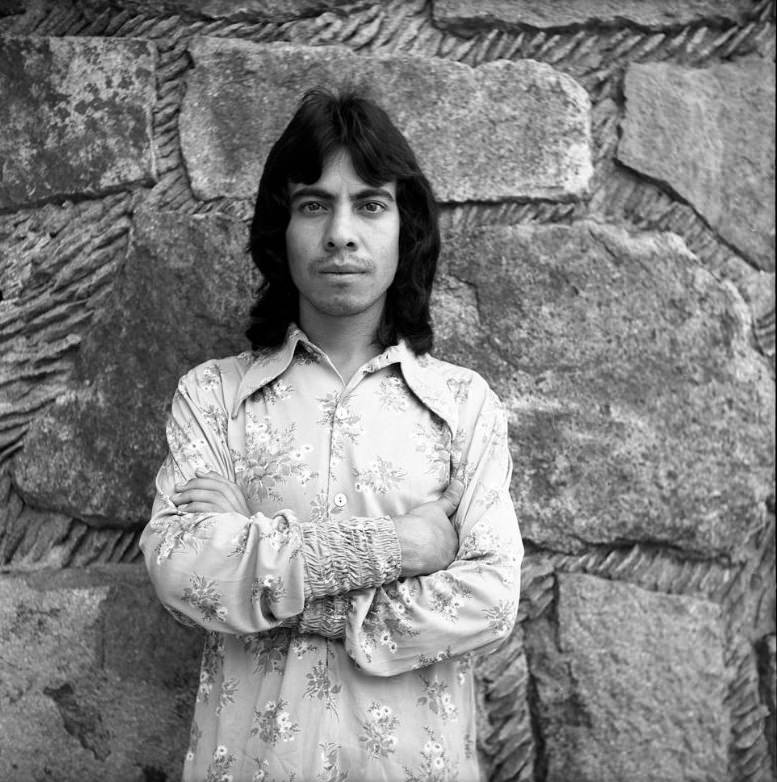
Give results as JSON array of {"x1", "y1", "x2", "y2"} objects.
[
  {"x1": 392, "y1": 480, "x2": 464, "y2": 578},
  {"x1": 171, "y1": 469, "x2": 251, "y2": 516}
]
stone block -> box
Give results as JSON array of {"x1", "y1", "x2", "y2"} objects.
[
  {"x1": 433, "y1": 0, "x2": 753, "y2": 32},
  {"x1": 78, "y1": 0, "x2": 365, "y2": 22},
  {"x1": 618, "y1": 60, "x2": 775, "y2": 271},
  {"x1": 525, "y1": 573, "x2": 728, "y2": 782},
  {"x1": 179, "y1": 39, "x2": 592, "y2": 203},
  {"x1": 0, "y1": 565, "x2": 201, "y2": 781},
  {"x1": 433, "y1": 221, "x2": 774, "y2": 558},
  {"x1": 12, "y1": 211, "x2": 257, "y2": 528},
  {"x1": 0, "y1": 36, "x2": 156, "y2": 209}
]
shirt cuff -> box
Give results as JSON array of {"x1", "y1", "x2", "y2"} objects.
[
  {"x1": 298, "y1": 595, "x2": 349, "y2": 638},
  {"x1": 301, "y1": 514, "x2": 402, "y2": 599}
]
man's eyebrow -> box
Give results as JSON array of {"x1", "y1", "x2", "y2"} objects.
[{"x1": 288, "y1": 185, "x2": 396, "y2": 203}]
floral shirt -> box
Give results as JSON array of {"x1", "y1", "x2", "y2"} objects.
[{"x1": 140, "y1": 326, "x2": 523, "y2": 782}]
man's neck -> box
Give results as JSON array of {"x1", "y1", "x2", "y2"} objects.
[{"x1": 299, "y1": 310, "x2": 384, "y2": 384}]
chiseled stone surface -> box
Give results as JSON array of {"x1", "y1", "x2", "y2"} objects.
[
  {"x1": 179, "y1": 39, "x2": 592, "y2": 203},
  {"x1": 432, "y1": 0, "x2": 753, "y2": 32},
  {"x1": 525, "y1": 573, "x2": 728, "y2": 782},
  {"x1": 0, "y1": 36, "x2": 156, "y2": 209},
  {"x1": 12, "y1": 212, "x2": 256, "y2": 528},
  {"x1": 434, "y1": 221, "x2": 774, "y2": 559},
  {"x1": 0, "y1": 565, "x2": 200, "y2": 781},
  {"x1": 77, "y1": 0, "x2": 367, "y2": 21},
  {"x1": 618, "y1": 60, "x2": 776, "y2": 271}
]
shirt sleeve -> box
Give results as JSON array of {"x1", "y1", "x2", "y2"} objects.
[
  {"x1": 139, "y1": 366, "x2": 401, "y2": 635},
  {"x1": 340, "y1": 383, "x2": 523, "y2": 676}
]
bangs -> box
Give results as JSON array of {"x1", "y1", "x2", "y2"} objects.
[{"x1": 280, "y1": 90, "x2": 419, "y2": 188}]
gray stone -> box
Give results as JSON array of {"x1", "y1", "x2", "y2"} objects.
[
  {"x1": 12, "y1": 211, "x2": 257, "y2": 527},
  {"x1": 0, "y1": 36, "x2": 156, "y2": 209},
  {"x1": 757, "y1": 634, "x2": 776, "y2": 774},
  {"x1": 0, "y1": 565, "x2": 200, "y2": 781},
  {"x1": 618, "y1": 60, "x2": 776, "y2": 271},
  {"x1": 179, "y1": 39, "x2": 592, "y2": 203},
  {"x1": 525, "y1": 573, "x2": 728, "y2": 782},
  {"x1": 78, "y1": 0, "x2": 367, "y2": 22},
  {"x1": 433, "y1": 0, "x2": 753, "y2": 32},
  {"x1": 433, "y1": 221, "x2": 774, "y2": 559}
]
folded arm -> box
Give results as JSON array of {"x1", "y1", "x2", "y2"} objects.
[
  {"x1": 302, "y1": 384, "x2": 524, "y2": 676},
  {"x1": 139, "y1": 368, "x2": 401, "y2": 635}
]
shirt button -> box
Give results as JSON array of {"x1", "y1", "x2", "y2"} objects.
[{"x1": 333, "y1": 493, "x2": 347, "y2": 508}]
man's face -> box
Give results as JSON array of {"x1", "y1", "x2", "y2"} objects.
[{"x1": 285, "y1": 149, "x2": 400, "y2": 327}]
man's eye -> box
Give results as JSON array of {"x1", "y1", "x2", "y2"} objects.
[
  {"x1": 361, "y1": 201, "x2": 385, "y2": 214},
  {"x1": 299, "y1": 201, "x2": 324, "y2": 214}
]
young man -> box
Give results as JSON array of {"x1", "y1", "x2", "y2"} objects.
[{"x1": 140, "y1": 89, "x2": 523, "y2": 782}]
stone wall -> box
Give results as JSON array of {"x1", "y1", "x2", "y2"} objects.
[{"x1": 0, "y1": 1, "x2": 774, "y2": 780}]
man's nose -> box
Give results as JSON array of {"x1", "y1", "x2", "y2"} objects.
[{"x1": 324, "y1": 207, "x2": 358, "y2": 252}]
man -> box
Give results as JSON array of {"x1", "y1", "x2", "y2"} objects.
[{"x1": 140, "y1": 89, "x2": 523, "y2": 782}]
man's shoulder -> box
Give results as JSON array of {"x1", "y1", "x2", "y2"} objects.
[
  {"x1": 420, "y1": 353, "x2": 494, "y2": 402},
  {"x1": 177, "y1": 350, "x2": 272, "y2": 398}
]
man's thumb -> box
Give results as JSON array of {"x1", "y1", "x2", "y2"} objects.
[{"x1": 437, "y1": 479, "x2": 464, "y2": 517}]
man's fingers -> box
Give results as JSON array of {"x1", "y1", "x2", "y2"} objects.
[
  {"x1": 172, "y1": 488, "x2": 225, "y2": 506},
  {"x1": 436, "y1": 479, "x2": 465, "y2": 517},
  {"x1": 174, "y1": 476, "x2": 227, "y2": 494}
]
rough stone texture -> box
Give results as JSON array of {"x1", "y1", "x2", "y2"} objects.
[
  {"x1": 180, "y1": 39, "x2": 592, "y2": 203},
  {"x1": 0, "y1": 194, "x2": 134, "y2": 461},
  {"x1": 475, "y1": 623, "x2": 534, "y2": 781},
  {"x1": 0, "y1": 565, "x2": 200, "y2": 781},
  {"x1": 433, "y1": 221, "x2": 774, "y2": 559},
  {"x1": 77, "y1": 0, "x2": 372, "y2": 22},
  {"x1": 757, "y1": 634, "x2": 777, "y2": 775},
  {"x1": 525, "y1": 573, "x2": 728, "y2": 782},
  {"x1": 11, "y1": 211, "x2": 257, "y2": 528},
  {"x1": 432, "y1": 0, "x2": 754, "y2": 33},
  {"x1": 618, "y1": 60, "x2": 776, "y2": 272},
  {"x1": 0, "y1": 36, "x2": 156, "y2": 210}
]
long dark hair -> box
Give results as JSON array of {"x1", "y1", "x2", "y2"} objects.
[{"x1": 247, "y1": 88, "x2": 440, "y2": 354}]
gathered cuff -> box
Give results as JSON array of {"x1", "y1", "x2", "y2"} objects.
[
  {"x1": 301, "y1": 514, "x2": 401, "y2": 599},
  {"x1": 298, "y1": 595, "x2": 349, "y2": 638}
]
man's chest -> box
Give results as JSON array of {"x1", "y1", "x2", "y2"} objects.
[{"x1": 227, "y1": 362, "x2": 452, "y2": 522}]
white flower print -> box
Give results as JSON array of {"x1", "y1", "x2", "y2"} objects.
[
  {"x1": 428, "y1": 571, "x2": 472, "y2": 622},
  {"x1": 149, "y1": 495, "x2": 215, "y2": 562},
  {"x1": 263, "y1": 378, "x2": 293, "y2": 405},
  {"x1": 484, "y1": 599, "x2": 516, "y2": 637},
  {"x1": 239, "y1": 629, "x2": 290, "y2": 676},
  {"x1": 309, "y1": 490, "x2": 344, "y2": 524},
  {"x1": 445, "y1": 375, "x2": 472, "y2": 403},
  {"x1": 413, "y1": 420, "x2": 451, "y2": 482},
  {"x1": 217, "y1": 677, "x2": 239, "y2": 716},
  {"x1": 359, "y1": 702, "x2": 399, "y2": 759},
  {"x1": 317, "y1": 392, "x2": 363, "y2": 464},
  {"x1": 183, "y1": 575, "x2": 228, "y2": 624},
  {"x1": 198, "y1": 363, "x2": 221, "y2": 391},
  {"x1": 250, "y1": 574, "x2": 286, "y2": 608},
  {"x1": 360, "y1": 583, "x2": 419, "y2": 662},
  {"x1": 316, "y1": 742, "x2": 349, "y2": 782},
  {"x1": 197, "y1": 633, "x2": 223, "y2": 703},
  {"x1": 205, "y1": 744, "x2": 236, "y2": 782},
  {"x1": 304, "y1": 660, "x2": 342, "y2": 715},
  {"x1": 251, "y1": 698, "x2": 299, "y2": 745},
  {"x1": 232, "y1": 413, "x2": 315, "y2": 503},
  {"x1": 403, "y1": 730, "x2": 459, "y2": 782},
  {"x1": 290, "y1": 637, "x2": 319, "y2": 659},
  {"x1": 377, "y1": 374, "x2": 412, "y2": 412},
  {"x1": 353, "y1": 456, "x2": 407, "y2": 495},
  {"x1": 416, "y1": 675, "x2": 458, "y2": 721}
]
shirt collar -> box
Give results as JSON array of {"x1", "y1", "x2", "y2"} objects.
[{"x1": 231, "y1": 325, "x2": 459, "y2": 432}]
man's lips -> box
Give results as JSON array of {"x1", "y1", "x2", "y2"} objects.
[{"x1": 317, "y1": 262, "x2": 369, "y2": 274}]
